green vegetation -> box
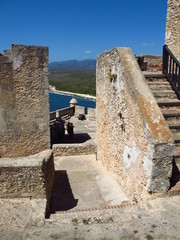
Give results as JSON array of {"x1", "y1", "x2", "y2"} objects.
[
  {"x1": 49, "y1": 70, "x2": 96, "y2": 96},
  {"x1": 108, "y1": 72, "x2": 117, "y2": 82}
]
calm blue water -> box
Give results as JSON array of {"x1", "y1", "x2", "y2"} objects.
[{"x1": 49, "y1": 92, "x2": 96, "y2": 112}]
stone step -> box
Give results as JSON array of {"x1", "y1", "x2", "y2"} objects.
[
  {"x1": 157, "y1": 100, "x2": 180, "y2": 107},
  {"x1": 169, "y1": 128, "x2": 180, "y2": 135},
  {"x1": 149, "y1": 85, "x2": 172, "y2": 91},
  {"x1": 48, "y1": 201, "x2": 138, "y2": 222},
  {"x1": 146, "y1": 78, "x2": 168, "y2": 84},
  {"x1": 169, "y1": 124, "x2": 180, "y2": 135},
  {"x1": 147, "y1": 81, "x2": 170, "y2": 86},
  {"x1": 152, "y1": 91, "x2": 177, "y2": 99},
  {"x1": 143, "y1": 73, "x2": 166, "y2": 78},
  {"x1": 169, "y1": 124, "x2": 180, "y2": 130},
  {"x1": 173, "y1": 136, "x2": 180, "y2": 143},
  {"x1": 162, "y1": 110, "x2": 180, "y2": 118},
  {"x1": 160, "y1": 106, "x2": 180, "y2": 112}
]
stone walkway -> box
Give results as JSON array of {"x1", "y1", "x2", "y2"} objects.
[
  {"x1": 1, "y1": 153, "x2": 180, "y2": 240},
  {"x1": 50, "y1": 154, "x2": 129, "y2": 213},
  {"x1": 1, "y1": 117, "x2": 180, "y2": 239},
  {"x1": 1, "y1": 195, "x2": 180, "y2": 239}
]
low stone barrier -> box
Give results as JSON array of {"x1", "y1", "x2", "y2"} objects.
[
  {"x1": 53, "y1": 141, "x2": 96, "y2": 157},
  {"x1": 75, "y1": 106, "x2": 86, "y2": 116},
  {"x1": 75, "y1": 106, "x2": 96, "y2": 118},
  {"x1": 0, "y1": 150, "x2": 55, "y2": 213}
]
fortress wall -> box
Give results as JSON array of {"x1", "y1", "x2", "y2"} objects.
[
  {"x1": 96, "y1": 48, "x2": 174, "y2": 199},
  {"x1": 0, "y1": 44, "x2": 50, "y2": 157},
  {"x1": 143, "y1": 55, "x2": 162, "y2": 71},
  {"x1": 0, "y1": 55, "x2": 17, "y2": 157},
  {"x1": 166, "y1": 0, "x2": 180, "y2": 61}
]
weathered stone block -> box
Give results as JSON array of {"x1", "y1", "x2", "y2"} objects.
[
  {"x1": 0, "y1": 150, "x2": 54, "y2": 211},
  {"x1": 0, "y1": 44, "x2": 50, "y2": 158},
  {"x1": 96, "y1": 48, "x2": 174, "y2": 198}
]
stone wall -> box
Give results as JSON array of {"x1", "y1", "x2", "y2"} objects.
[
  {"x1": 143, "y1": 55, "x2": 162, "y2": 71},
  {"x1": 75, "y1": 105, "x2": 96, "y2": 118},
  {"x1": 165, "y1": 0, "x2": 180, "y2": 61},
  {"x1": 87, "y1": 107, "x2": 96, "y2": 118},
  {"x1": 0, "y1": 44, "x2": 50, "y2": 157},
  {"x1": 96, "y1": 48, "x2": 174, "y2": 199},
  {"x1": 0, "y1": 150, "x2": 54, "y2": 212},
  {"x1": 53, "y1": 141, "x2": 96, "y2": 157}
]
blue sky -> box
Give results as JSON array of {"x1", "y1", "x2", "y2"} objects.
[{"x1": 0, "y1": 0, "x2": 167, "y2": 62}]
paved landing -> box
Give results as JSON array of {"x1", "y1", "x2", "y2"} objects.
[{"x1": 50, "y1": 154, "x2": 129, "y2": 213}]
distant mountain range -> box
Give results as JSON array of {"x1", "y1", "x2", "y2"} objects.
[{"x1": 49, "y1": 59, "x2": 96, "y2": 71}]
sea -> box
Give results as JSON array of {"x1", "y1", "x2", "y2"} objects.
[{"x1": 49, "y1": 92, "x2": 96, "y2": 112}]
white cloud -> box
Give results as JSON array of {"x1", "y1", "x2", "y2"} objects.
[
  {"x1": 84, "y1": 50, "x2": 92, "y2": 54},
  {"x1": 142, "y1": 43, "x2": 155, "y2": 46}
]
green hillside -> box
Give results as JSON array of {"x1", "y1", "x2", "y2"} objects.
[{"x1": 49, "y1": 70, "x2": 96, "y2": 96}]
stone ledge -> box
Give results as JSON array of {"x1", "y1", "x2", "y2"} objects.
[
  {"x1": 53, "y1": 141, "x2": 96, "y2": 157},
  {"x1": 0, "y1": 150, "x2": 55, "y2": 204}
]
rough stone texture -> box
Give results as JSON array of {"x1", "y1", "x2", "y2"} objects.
[
  {"x1": 75, "y1": 106, "x2": 96, "y2": 118},
  {"x1": 96, "y1": 48, "x2": 174, "y2": 198},
  {"x1": 0, "y1": 150, "x2": 54, "y2": 198},
  {"x1": 75, "y1": 106, "x2": 86, "y2": 116},
  {"x1": 0, "y1": 150, "x2": 54, "y2": 211},
  {"x1": 165, "y1": 0, "x2": 180, "y2": 61},
  {"x1": 53, "y1": 142, "x2": 96, "y2": 157},
  {"x1": 143, "y1": 55, "x2": 162, "y2": 71},
  {"x1": 88, "y1": 108, "x2": 96, "y2": 118},
  {"x1": 0, "y1": 44, "x2": 50, "y2": 158}
]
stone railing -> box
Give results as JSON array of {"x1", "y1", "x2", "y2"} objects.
[
  {"x1": 96, "y1": 48, "x2": 174, "y2": 199},
  {"x1": 50, "y1": 106, "x2": 75, "y2": 121}
]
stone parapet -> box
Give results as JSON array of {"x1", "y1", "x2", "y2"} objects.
[
  {"x1": 53, "y1": 142, "x2": 96, "y2": 157},
  {"x1": 96, "y1": 48, "x2": 174, "y2": 199},
  {"x1": 0, "y1": 150, "x2": 54, "y2": 212},
  {"x1": 75, "y1": 105, "x2": 96, "y2": 118}
]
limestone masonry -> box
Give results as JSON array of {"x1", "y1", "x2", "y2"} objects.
[
  {"x1": 0, "y1": 150, "x2": 54, "y2": 199},
  {"x1": 0, "y1": 44, "x2": 50, "y2": 157},
  {"x1": 96, "y1": 48, "x2": 174, "y2": 199},
  {"x1": 166, "y1": 0, "x2": 180, "y2": 61}
]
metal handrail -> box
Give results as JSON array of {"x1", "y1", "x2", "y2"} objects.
[{"x1": 163, "y1": 45, "x2": 180, "y2": 99}]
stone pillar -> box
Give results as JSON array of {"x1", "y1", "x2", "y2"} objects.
[
  {"x1": 165, "y1": 0, "x2": 180, "y2": 61},
  {"x1": 0, "y1": 44, "x2": 50, "y2": 157}
]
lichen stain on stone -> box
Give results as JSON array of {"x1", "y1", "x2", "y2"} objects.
[{"x1": 138, "y1": 94, "x2": 172, "y2": 143}]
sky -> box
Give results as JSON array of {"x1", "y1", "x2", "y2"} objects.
[{"x1": 0, "y1": 0, "x2": 168, "y2": 62}]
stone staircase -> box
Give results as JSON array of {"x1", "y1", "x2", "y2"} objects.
[{"x1": 145, "y1": 73, "x2": 180, "y2": 185}]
